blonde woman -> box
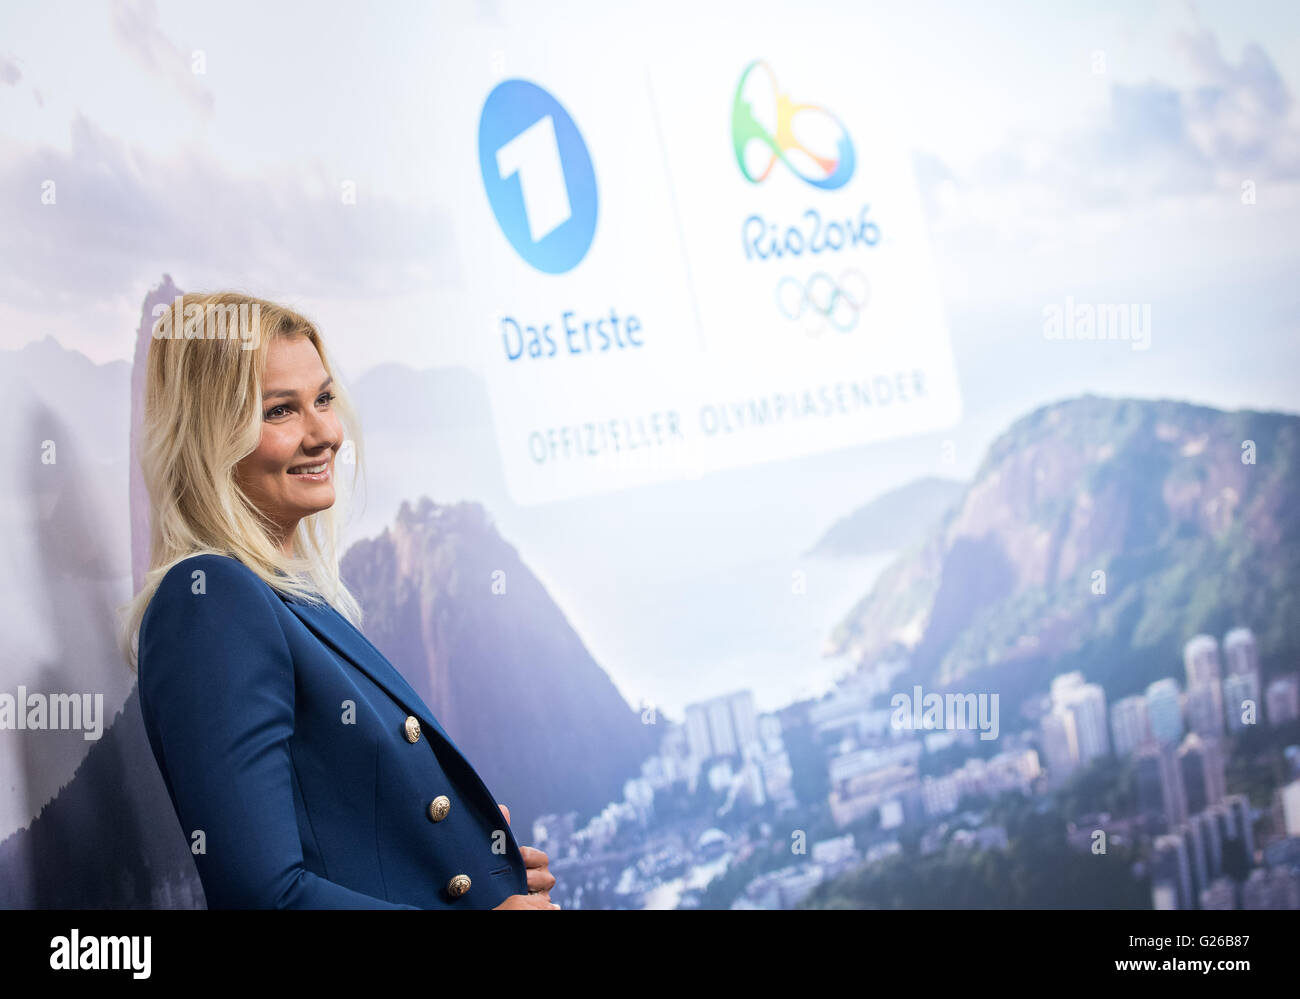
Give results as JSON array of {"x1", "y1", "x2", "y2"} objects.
[{"x1": 119, "y1": 292, "x2": 557, "y2": 910}]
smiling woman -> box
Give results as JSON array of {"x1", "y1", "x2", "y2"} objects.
[
  {"x1": 116, "y1": 292, "x2": 557, "y2": 910},
  {"x1": 235, "y1": 337, "x2": 344, "y2": 556},
  {"x1": 120, "y1": 292, "x2": 364, "y2": 617}
]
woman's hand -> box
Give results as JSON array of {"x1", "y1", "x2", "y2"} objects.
[
  {"x1": 521, "y1": 845, "x2": 557, "y2": 899},
  {"x1": 498, "y1": 803, "x2": 559, "y2": 906},
  {"x1": 493, "y1": 893, "x2": 560, "y2": 909}
]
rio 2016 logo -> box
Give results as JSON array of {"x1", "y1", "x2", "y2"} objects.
[
  {"x1": 731, "y1": 60, "x2": 855, "y2": 190},
  {"x1": 478, "y1": 79, "x2": 598, "y2": 274}
]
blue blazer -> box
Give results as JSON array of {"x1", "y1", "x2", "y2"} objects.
[{"x1": 138, "y1": 553, "x2": 529, "y2": 909}]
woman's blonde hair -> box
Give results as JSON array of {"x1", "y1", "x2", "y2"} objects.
[{"x1": 117, "y1": 290, "x2": 366, "y2": 672}]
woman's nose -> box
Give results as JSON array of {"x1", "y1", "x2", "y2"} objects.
[{"x1": 302, "y1": 405, "x2": 338, "y2": 450}]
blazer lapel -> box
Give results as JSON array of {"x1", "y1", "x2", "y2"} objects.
[{"x1": 279, "y1": 597, "x2": 456, "y2": 748}]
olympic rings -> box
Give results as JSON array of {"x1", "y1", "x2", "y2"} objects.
[{"x1": 775, "y1": 269, "x2": 870, "y2": 336}]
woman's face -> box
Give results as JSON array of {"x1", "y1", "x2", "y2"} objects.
[{"x1": 234, "y1": 335, "x2": 342, "y2": 551}]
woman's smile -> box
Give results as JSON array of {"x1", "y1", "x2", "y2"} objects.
[{"x1": 287, "y1": 457, "x2": 332, "y2": 481}]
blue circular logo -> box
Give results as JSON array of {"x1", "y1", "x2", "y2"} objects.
[{"x1": 478, "y1": 79, "x2": 598, "y2": 274}]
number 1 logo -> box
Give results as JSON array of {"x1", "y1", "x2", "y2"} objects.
[{"x1": 478, "y1": 80, "x2": 598, "y2": 274}]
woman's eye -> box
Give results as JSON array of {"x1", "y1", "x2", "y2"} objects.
[{"x1": 266, "y1": 394, "x2": 332, "y2": 419}]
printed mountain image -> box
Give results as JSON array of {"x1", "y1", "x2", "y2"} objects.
[
  {"x1": 826, "y1": 395, "x2": 1300, "y2": 712},
  {"x1": 340, "y1": 496, "x2": 658, "y2": 840}
]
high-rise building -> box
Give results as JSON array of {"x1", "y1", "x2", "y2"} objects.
[
  {"x1": 728, "y1": 691, "x2": 761, "y2": 756},
  {"x1": 1152, "y1": 835, "x2": 1194, "y2": 910},
  {"x1": 1266, "y1": 675, "x2": 1300, "y2": 726},
  {"x1": 1145, "y1": 679, "x2": 1184, "y2": 746},
  {"x1": 1071, "y1": 683, "x2": 1110, "y2": 763},
  {"x1": 1223, "y1": 628, "x2": 1260, "y2": 678},
  {"x1": 1206, "y1": 796, "x2": 1256, "y2": 875},
  {"x1": 1184, "y1": 634, "x2": 1223, "y2": 688},
  {"x1": 1135, "y1": 748, "x2": 1164, "y2": 820},
  {"x1": 1186, "y1": 683, "x2": 1226, "y2": 740},
  {"x1": 1223, "y1": 672, "x2": 1261, "y2": 732},
  {"x1": 683, "y1": 706, "x2": 713, "y2": 771},
  {"x1": 1111, "y1": 695, "x2": 1151, "y2": 758},
  {"x1": 684, "y1": 690, "x2": 761, "y2": 767},
  {"x1": 705, "y1": 698, "x2": 738, "y2": 757},
  {"x1": 1136, "y1": 742, "x2": 1187, "y2": 831},
  {"x1": 1051, "y1": 672, "x2": 1085, "y2": 708},
  {"x1": 1044, "y1": 672, "x2": 1109, "y2": 767},
  {"x1": 1179, "y1": 820, "x2": 1210, "y2": 908},
  {"x1": 1203, "y1": 737, "x2": 1227, "y2": 807},
  {"x1": 1179, "y1": 733, "x2": 1226, "y2": 816},
  {"x1": 1226, "y1": 795, "x2": 1255, "y2": 861},
  {"x1": 1180, "y1": 738, "x2": 1209, "y2": 816},
  {"x1": 1040, "y1": 709, "x2": 1078, "y2": 786},
  {"x1": 1188, "y1": 811, "x2": 1223, "y2": 882},
  {"x1": 1184, "y1": 634, "x2": 1225, "y2": 739}
]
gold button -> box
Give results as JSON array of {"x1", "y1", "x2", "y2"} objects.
[
  {"x1": 403, "y1": 715, "x2": 421, "y2": 743},
  {"x1": 427, "y1": 795, "x2": 451, "y2": 822},
  {"x1": 447, "y1": 874, "x2": 471, "y2": 898}
]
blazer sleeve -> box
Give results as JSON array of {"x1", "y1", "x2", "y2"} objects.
[{"x1": 138, "y1": 555, "x2": 421, "y2": 910}]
